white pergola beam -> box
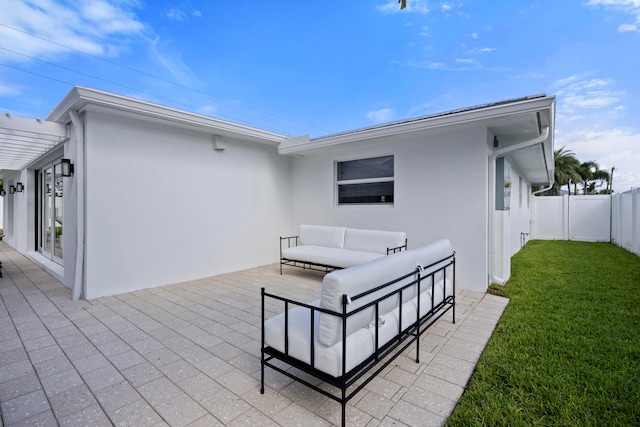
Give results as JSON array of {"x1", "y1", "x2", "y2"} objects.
[{"x1": 0, "y1": 114, "x2": 68, "y2": 172}]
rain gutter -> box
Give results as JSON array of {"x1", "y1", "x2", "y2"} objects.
[{"x1": 69, "y1": 110, "x2": 85, "y2": 300}]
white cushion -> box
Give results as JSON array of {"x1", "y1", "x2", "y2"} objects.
[
  {"x1": 344, "y1": 228, "x2": 407, "y2": 255},
  {"x1": 281, "y1": 245, "x2": 383, "y2": 269},
  {"x1": 410, "y1": 240, "x2": 453, "y2": 280},
  {"x1": 409, "y1": 240, "x2": 455, "y2": 316},
  {"x1": 318, "y1": 251, "x2": 417, "y2": 347},
  {"x1": 264, "y1": 297, "x2": 419, "y2": 378},
  {"x1": 298, "y1": 225, "x2": 346, "y2": 248}
]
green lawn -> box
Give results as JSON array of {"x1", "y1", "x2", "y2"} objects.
[{"x1": 447, "y1": 241, "x2": 640, "y2": 426}]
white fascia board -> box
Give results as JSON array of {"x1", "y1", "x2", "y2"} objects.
[
  {"x1": 46, "y1": 87, "x2": 288, "y2": 146},
  {"x1": 279, "y1": 95, "x2": 556, "y2": 155}
]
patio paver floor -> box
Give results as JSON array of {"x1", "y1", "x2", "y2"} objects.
[{"x1": 0, "y1": 242, "x2": 508, "y2": 426}]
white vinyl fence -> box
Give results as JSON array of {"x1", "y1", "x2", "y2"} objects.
[
  {"x1": 532, "y1": 195, "x2": 612, "y2": 242},
  {"x1": 532, "y1": 190, "x2": 640, "y2": 256},
  {"x1": 612, "y1": 188, "x2": 640, "y2": 256}
]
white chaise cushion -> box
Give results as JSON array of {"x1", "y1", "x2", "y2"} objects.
[
  {"x1": 281, "y1": 245, "x2": 383, "y2": 269},
  {"x1": 318, "y1": 251, "x2": 417, "y2": 347},
  {"x1": 298, "y1": 225, "x2": 346, "y2": 248},
  {"x1": 343, "y1": 228, "x2": 407, "y2": 255}
]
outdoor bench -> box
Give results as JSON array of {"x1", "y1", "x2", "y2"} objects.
[
  {"x1": 279, "y1": 224, "x2": 407, "y2": 274},
  {"x1": 261, "y1": 239, "x2": 455, "y2": 427}
]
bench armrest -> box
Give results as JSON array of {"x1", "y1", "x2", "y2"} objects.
[{"x1": 387, "y1": 239, "x2": 408, "y2": 254}]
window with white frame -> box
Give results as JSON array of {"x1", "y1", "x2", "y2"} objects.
[{"x1": 336, "y1": 155, "x2": 394, "y2": 205}]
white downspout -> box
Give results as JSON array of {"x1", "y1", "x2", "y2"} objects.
[
  {"x1": 489, "y1": 126, "x2": 550, "y2": 285},
  {"x1": 69, "y1": 110, "x2": 85, "y2": 301}
]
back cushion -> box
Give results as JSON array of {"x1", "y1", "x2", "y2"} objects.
[
  {"x1": 410, "y1": 239, "x2": 453, "y2": 285},
  {"x1": 344, "y1": 228, "x2": 407, "y2": 255},
  {"x1": 318, "y1": 251, "x2": 417, "y2": 346},
  {"x1": 299, "y1": 225, "x2": 346, "y2": 248}
]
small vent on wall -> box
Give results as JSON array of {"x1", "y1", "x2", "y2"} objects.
[{"x1": 213, "y1": 135, "x2": 227, "y2": 151}]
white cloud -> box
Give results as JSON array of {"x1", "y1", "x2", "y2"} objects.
[
  {"x1": 420, "y1": 26, "x2": 429, "y2": 36},
  {"x1": 165, "y1": 7, "x2": 202, "y2": 21},
  {"x1": 469, "y1": 32, "x2": 479, "y2": 39},
  {"x1": 618, "y1": 22, "x2": 639, "y2": 31},
  {"x1": 149, "y1": 37, "x2": 200, "y2": 86},
  {"x1": 554, "y1": 76, "x2": 624, "y2": 112},
  {"x1": 377, "y1": 0, "x2": 430, "y2": 14},
  {"x1": 366, "y1": 108, "x2": 395, "y2": 123},
  {"x1": 586, "y1": 0, "x2": 640, "y2": 32},
  {"x1": 166, "y1": 7, "x2": 188, "y2": 21},
  {"x1": 456, "y1": 58, "x2": 477, "y2": 64},
  {"x1": 558, "y1": 128, "x2": 640, "y2": 191},
  {"x1": 0, "y1": 0, "x2": 146, "y2": 61},
  {"x1": 0, "y1": 80, "x2": 22, "y2": 97}
]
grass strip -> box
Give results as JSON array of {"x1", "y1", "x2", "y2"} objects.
[{"x1": 447, "y1": 241, "x2": 640, "y2": 426}]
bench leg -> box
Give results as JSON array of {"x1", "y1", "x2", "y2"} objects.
[{"x1": 260, "y1": 362, "x2": 265, "y2": 394}]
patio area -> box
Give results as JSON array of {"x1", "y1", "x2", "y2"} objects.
[{"x1": 0, "y1": 241, "x2": 508, "y2": 427}]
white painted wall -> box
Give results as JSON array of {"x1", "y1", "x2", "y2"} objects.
[
  {"x1": 289, "y1": 127, "x2": 491, "y2": 292},
  {"x1": 82, "y1": 108, "x2": 292, "y2": 298}
]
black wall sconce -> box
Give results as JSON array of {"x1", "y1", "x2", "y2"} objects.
[
  {"x1": 61, "y1": 158, "x2": 74, "y2": 177},
  {"x1": 16, "y1": 182, "x2": 24, "y2": 192},
  {"x1": 0, "y1": 189, "x2": 5, "y2": 197},
  {"x1": 9, "y1": 185, "x2": 16, "y2": 194}
]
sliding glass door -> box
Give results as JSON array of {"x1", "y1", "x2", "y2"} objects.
[{"x1": 38, "y1": 160, "x2": 64, "y2": 264}]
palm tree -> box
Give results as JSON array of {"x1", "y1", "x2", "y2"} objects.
[
  {"x1": 399, "y1": 0, "x2": 407, "y2": 8},
  {"x1": 578, "y1": 161, "x2": 611, "y2": 194},
  {"x1": 552, "y1": 147, "x2": 582, "y2": 196}
]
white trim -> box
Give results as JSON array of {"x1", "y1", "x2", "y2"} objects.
[
  {"x1": 279, "y1": 96, "x2": 556, "y2": 155},
  {"x1": 46, "y1": 87, "x2": 288, "y2": 146}
]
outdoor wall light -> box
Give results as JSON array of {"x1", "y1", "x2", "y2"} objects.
[
  {"x1": 61, "y1": 158, "x2": 74, "y2": 177},
  {"x1": 0, "y1": 189, "x2": 5, "y2": 197},
  {"x1": 9, "y1": 185, "x2": 15, "y2": 194},
  {"x1": 16, "y1": 182, "x2": 24, "y2": 192}
]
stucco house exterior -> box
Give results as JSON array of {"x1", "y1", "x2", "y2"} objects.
[{"x1": 0, "y1": 87, "x2": 555, "y2": 299}]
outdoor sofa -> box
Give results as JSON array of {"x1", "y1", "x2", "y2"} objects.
[
  {"x1": 279, "y1": 224, "x2": 408, "y2": 274},
  {"x1": 261, "y1": 239, "x2": 455, "y2": 427}
]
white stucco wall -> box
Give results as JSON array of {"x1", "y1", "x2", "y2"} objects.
[
  {"x1": 82, "y1": 109, "x2": 292, "y2": 298},
  {"x1": 491, "y1": 168, "x2": 533, "y2": 283},
  {"x1": 289, "y1": 127, "x2": 491, "y2": 292}
]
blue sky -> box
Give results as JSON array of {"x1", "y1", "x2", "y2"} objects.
[{"x1": 1, "y1": 0, "x2": 639, "y2": 191}]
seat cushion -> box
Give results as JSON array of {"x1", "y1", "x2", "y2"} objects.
[
  {"x1": 298, "y1": 225, "x2": 346, "y2": 248},
  {"x1": 344, "y1": 228, "x2": 406, "y2": 255},
  {"x1": 318, "y1": 251, "x2": 418, "y2": 346},
  {"x1": 264, "y1": 297, "x2": 419, "y2": 378},
  {"x1": 281, "y1": 245, "x2": 383, "y2": 269}
]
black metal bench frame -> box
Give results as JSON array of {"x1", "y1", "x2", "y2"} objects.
[
  {"x1": 261, "y1": 253, "x2": 455, "y2": 427},
  {"x1": 279, "y1": 235, "x2": 408, "y2": 275}
]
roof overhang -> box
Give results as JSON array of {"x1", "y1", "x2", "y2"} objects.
[
  {"x1": 0, "y1": 114, "x2": 68, "y2": 177},
  {"x1": 46, "y1": 86, "x2": 288, "y2": 147},
  {"x1": 279, "y1": 94, "x2": 556, "y2": 186}
]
